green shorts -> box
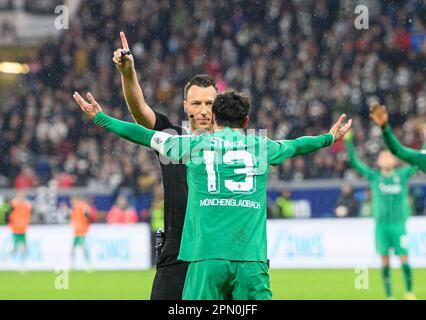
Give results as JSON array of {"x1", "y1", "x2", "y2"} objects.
[
  {"x1": 182, "y1": 259, "x2": 272, "y2": 300},
  {"x1": 73, "y1": 236, "x2": 86, "y2": 247},
  {"x1": 375, "y1": 224, "x2": 409, "y2": 256},
  {"x1": 12, "y1": 233, "x2": 26, "y2": 246}
]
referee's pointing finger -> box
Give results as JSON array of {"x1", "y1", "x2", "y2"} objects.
[{"x1": 120, "y1": 31, "x2": 129, "y2": 50}]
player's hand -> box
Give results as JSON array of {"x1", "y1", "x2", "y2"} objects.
[
  {"x1": 369, "y1": 102, "x2": 388, "y2": 128},
  {"x1": 329, "y1": 114, "x2": 352, "y2": 143},
  {"x1": 73, "y1": 92, "x2": 102, "y2": 121},
  {"x1": 113, "y1": 31, "x2": 135, "y2": 77},
  {"x1": 343, "y1": 128, "x2": 354, "y2": 142},
  {"x1": 413, "y1": 119, "x2": 426, "y2": 138}
]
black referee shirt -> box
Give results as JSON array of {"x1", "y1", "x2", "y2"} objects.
[{"x1": 152, "y1": 111, "x2": 189, "y2": 267}]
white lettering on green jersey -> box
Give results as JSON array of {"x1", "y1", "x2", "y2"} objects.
[
  {"x1": 151, "y1": 127, "x2": 333, "y2": 262},
  {"x1": 93, "y1": 112, "x2": 333, "y2": 263}
]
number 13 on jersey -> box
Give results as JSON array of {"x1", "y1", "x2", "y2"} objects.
[{"x1": 204, "y1": 150, "x2": 257, "y2": 194}]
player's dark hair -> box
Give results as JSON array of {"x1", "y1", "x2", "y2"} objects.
[
  {"x1": 184, "y1": 74, "x2": 218, "y2": 100},
  {"x1": 212, "y1": 90, "x2": 250, "y2": 128}
]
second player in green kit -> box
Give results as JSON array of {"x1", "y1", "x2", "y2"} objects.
[
  {"x1": 370, "y1": 102, "x2": 426, "y2": 173},
  {"x1": 345, "y1": 130, "x2": 417, "y2": 299}
]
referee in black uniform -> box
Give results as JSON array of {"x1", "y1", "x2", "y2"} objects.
[{"x1": 112, "y1": 32, "x2": 218, "y2": 299}]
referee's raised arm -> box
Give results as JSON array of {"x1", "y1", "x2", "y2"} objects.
[{"x1": 112, "y1": 31, "x2": 156, "y2": 129}]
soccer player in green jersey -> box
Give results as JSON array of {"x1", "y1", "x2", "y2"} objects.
[
  {"x1": 344, "y1": 130, "x2": 417, "y2": 300},
  {"x1": 370, "y1": 102, "x2": 426, "y2": 173},
  {"x1": 73, "y1": 90, "x2": 351, "y2": 300}
]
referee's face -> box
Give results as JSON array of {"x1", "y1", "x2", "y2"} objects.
[{"x1": 184, "y1": 85, "x2": 216, "y2": 132}]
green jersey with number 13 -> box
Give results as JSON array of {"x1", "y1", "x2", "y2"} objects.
[
  {"x1": 153, "y1": 127, "x2": 333, "y2": 263},
  {"x1": 93, "y1": 113, "x2": 334, "y2": 263}
]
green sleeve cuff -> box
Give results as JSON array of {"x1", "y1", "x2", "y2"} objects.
[
  {"x1": 325, "y1": 133, "x2": 334, "y2": 147},
  {"x1": 94, "y1": 111, "x2": 106, "y2": 125}
]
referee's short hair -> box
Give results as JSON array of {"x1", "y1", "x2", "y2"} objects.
[{"x1": 184, "y1": 74, "x2": 218, "y2": 100}]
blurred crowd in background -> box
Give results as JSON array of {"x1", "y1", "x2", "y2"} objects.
[{"x1": 1, "y1": 0, "x2": 426, "y2": 222}]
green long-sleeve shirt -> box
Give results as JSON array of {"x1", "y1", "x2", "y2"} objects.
[
  {"x1": 94, "y1": 111, "x2": 333, "y2": 262},
  {"x1": 382, "y1": 125, "x2": 426, "y2": 173},
  {"x1": 345, "y1": 136, "x2": 416, "y2": 224}
]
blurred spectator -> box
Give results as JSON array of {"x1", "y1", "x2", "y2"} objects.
[
  {"x1": 8, "y1": 191, "x2": 32, "y2": 236},
  {"x1": 411, "y1": 186, "x2": 426, "y2": 215},
  {"x1": 87, "y1": 196, "x2": 99, "y2": 223},
  {"x1": 56, "y1": 201, "x2": 70, "y2": 224},
  {"x1": 107, "y1": 195, "x2": 138, "y2": 224},
  {"x1": 150, "y1": 185, "x2": 164, "y2": 231},
  {"x1": 14, "y1": 167, "x2": 36, "y2": 189},
  {"x1": 279, "y1": 160, "x2": 294, "y2": 181},
  {"x1": 335, "y1": 183, "x2": 359, "y2": 218},
  {"x1": 0, "y1": 197, "x2": 13, "y2": 225},
  {"x1": 1, "y1": 1, "x2": 425, "y2": 191},
  {"x1": 0, "y1": 0, "x2": 13, "y2": 10},
  {"x1": 359, "y1": 188, "x2": 372, "y2": 218},
  {"x1": 54, "y1": 172, "x2": 75, "y2": 189},
  {"x1": 24, "y1": 0, "x2": 63, "y2": 15},
  {"x1": 150, "y1": 185, "x2": 164, "y2": 265},
  {"x1": 0, "y1": 0, "x2": 425, "y2": 222},
  {"x1": 5, "y1": 191, "x2": 32, "y2": 265},
  {"x1": 272, "y1": 190, "x2": 295, "y2": 219},
  {"x1": 70, "y1": 196, "x2": 92, "y2": 269}
]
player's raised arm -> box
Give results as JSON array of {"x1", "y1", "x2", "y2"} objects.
[
  {"x1": 370, "y1": 102, "x2": 426, "y2": 172},
  {"x1": 382, "y1": 124, "x2": 426, "y2": 170},
  {"x1": 267, "y1": 134, "x2": 332, "y2": 165},
  {"x1": 344, "y1": 129, "x2": 376, "y2": 178},
  {"x1": 73, "y1": 91, "x2": 187, "y2": 160},
  {"x1": 73, "y1": 91, "x2": 155, "y2": 146},
  {"x1": 268, "y1": 114, "x2": 352, "y2": 165},
  {"x1": 369, "y1": 102, "x2": 389, "y2": 129},
  {"x1": 113, "y1": 31, "x2": 156, "y2": 128}
]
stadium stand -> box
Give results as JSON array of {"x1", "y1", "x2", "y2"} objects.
[{"x1": 0, "y1": 0, "x2": 425, "y2": 220}]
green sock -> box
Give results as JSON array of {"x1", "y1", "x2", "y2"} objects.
[
  {"x1": 381, "y1": 266, "x2": 392, "y2": 298},
  {"x1": 402, "y1": 262, "x2": 412, "y2": 293}
]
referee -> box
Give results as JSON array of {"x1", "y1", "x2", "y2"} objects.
[{"x1": 112, "y1": 32, "x2": 218, "y2": 299}]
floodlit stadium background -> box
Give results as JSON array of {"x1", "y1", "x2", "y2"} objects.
[{"x1": 0, "y1": 0, "x2": 426, "y2": 299}]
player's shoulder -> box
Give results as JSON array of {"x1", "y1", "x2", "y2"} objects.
[
  {"x1": 159, "y1": 124, "x2": 184, "y2": 136},
  {"x1": 396, "y1": 165, "x2": 417, "y2": 175},
  {"x1": 191, "y1": 130, "x2": 213, "y2": 145},
  {"x1": 395, "y1": 166, "x2": 406, "y2": 173},
  {"x1": 153, "y1": 111, "x2": 186, "y2": 135}
]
